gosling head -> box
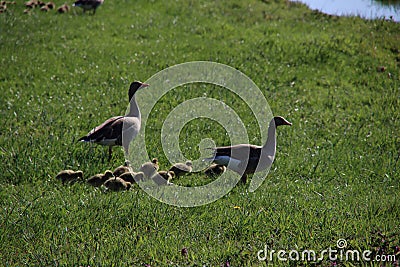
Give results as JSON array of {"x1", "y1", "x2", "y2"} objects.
[{"x1": 103, "y1": 170, "x2": 114, "y2": 179}]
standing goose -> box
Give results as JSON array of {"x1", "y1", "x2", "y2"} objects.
[
  {"x1": 78, "y1": 81, "x2": 148, "y2": 160},
  {"x1": 73, "y1": 0, "x2": 103, "y2": 14},
  {"x1": 204, "y1": 116, "x2": 291, "y2": 183}
]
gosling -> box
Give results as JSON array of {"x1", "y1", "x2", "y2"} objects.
[
  {"x1": 57, "y1": 3, "x2": 69, "y2": 13},
  {"x1": 204, "y1": 164, "x2": 226, "y2": 177},
  {"x1": 86, "y1": 170, "x2": 114, "y2": 187},
  {"x1": 118, "y1": 171, "x2": 136, "y2": 184},
  {"x1": 168, "y1": 160, "x2": 193, "y2": 178},
  {"x1": 152, "y1": 171, "x2": 175, "y2": 185},
  {"x1": 56, "y1": 170, "x2": 83, "y2": 184},
  {"x1": 112, "y1": 160, "x2": 131, "y2": 177},
  {"x1": 25, "y1": 0, "x2": 37, "y2": 8},
  {"x1": 104, "y1": 177, "x2": 131, "y2": 191},
  {"x1": 139, "y1": 158, "x2": 159, "y2": 179},
  {"x1": 45, "y1": 1, "x2": 55, "y2": 9},
  {"x1": 40, "y1": 5, "x2": 49, "y2": 11}
]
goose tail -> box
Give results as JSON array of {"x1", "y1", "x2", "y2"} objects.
[
  {"x1": 77, "y1": 135, "x2": 90, "y2": 142},
  {"x1": 202, "y1": 147, "x2": 217, "y2": 162},
  {"x1": 202, "y1": 157, "x2": 215, "y2": 162}
]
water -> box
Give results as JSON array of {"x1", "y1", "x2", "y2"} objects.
[{"x1": 291, "y1": 0, "x2": 400, "y2": 21}]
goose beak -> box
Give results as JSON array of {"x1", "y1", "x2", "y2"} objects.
[
  {"x1": 286, "y1": 120, "x2": 292, "y2": 126},
  {"x1": 140, "y1": 83, "x2": 149, "y2": 89}
]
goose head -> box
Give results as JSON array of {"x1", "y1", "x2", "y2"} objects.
[
  {"x1": 128, "y1": 81, "x2": 149, "y2": 101},
  {"x1": 273, "y1": 116, "x2": 292, "y2": 127}
]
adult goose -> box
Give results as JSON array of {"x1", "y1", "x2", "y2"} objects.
[
  {"x1": 204, "y1": 116, "x2": 291, "y2": 183},
  {"x1": 78, "y1": 81, "x2": 148, "y2": 160},
  {"x1": 73, "y1": 0, "x2": 103, "y2": 14}
]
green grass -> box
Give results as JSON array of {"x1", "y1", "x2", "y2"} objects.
[{"x1": 1, "y1": 0, "x2": 399, "y2": 266}]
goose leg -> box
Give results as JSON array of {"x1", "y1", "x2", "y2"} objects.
[
  {"x1": 240, "y1": 174, "x2": 248, "y2": 184},
  {"x1": 108, "y1": 146, "x2": 113, "y2": 161},
  {"x1": 123, "y1": 147, "x2": 128, "y2": 156}
]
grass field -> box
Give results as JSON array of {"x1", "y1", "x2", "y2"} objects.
[{"x1": 1, "y1": 0, "x2": 399, "y2": 266}]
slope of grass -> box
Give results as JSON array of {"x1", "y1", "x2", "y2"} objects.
[{"x1": 1, "y1": 0, "x2": 399, "y2": 266}]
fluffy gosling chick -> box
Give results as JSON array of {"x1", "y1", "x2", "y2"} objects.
[
  {"x1": 204, "y1": 164, "x2": 226, "y2": 177},
  {"x1": 57, "y1": 3, "x2": 69, "y2": 13},
  {"x1": 118, "y1": 171, "x2": 137, "y2": 184},
  {"x1": 112, "y1": 160, "x2": 131, "y2": 177},
  {"x1": 86, "y1": 170, "x2": 114, "y2": 187},
  {"x1": 118, "y1": 171, "x2": 145, "y2": 184},
  {"x1": 153, "y1": 171, "x2": 175, "y2": 185},
  {"x1": 25, "y1": 0, "x2": 37, "y2": 8},
  {"x1": 133, "y1": 172, "x2": 144, "y2": 182},
  {"x1": 104, "y1": 177, "x2": 131, "y2": 191},
  {"x1": 139, "y1": 158, "x2": 159, "y2": 179},
  {"x1": 56, "y1": 170, "x2": 83, "y2": 184},
  {"x1": 0, "y1": 3, "x2": 6, "y2": 12},
  {"x1": 168, "y1": 160, "x2": 193, "y2": 178},
  {"x1": 45, "y1": 1, "x2": 55, "y2": 9}
]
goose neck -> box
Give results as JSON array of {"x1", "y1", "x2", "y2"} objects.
[
  {"x1": 262, "y1": 119, "x2": 276, "y2": 155},
  {"x1": 127, "y1": 96, "x2": 140, "y2": 118}
]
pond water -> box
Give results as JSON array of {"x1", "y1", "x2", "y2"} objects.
[{"x1": 291, "y1": 0, "x2": 400, "y2": 22}]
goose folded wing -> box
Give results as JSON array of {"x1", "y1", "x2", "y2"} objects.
[
  {"x1": 85, "y1": 116, "x2": 124, "y2": 142},
  {"x1": 214, "y1": 144, "x2": 262, "y2": 159}
]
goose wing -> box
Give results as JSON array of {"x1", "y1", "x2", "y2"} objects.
[
  {"x1": 213, "y1": 144, "x2": 262, "y2": 159},
  {"x1": 79, "y1": 116, "x2": 124, "y2": 144}
]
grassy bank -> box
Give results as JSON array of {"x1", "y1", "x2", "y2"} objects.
[{"x1": 1, "y1": 0, "x2": 399, "y2": 266}]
